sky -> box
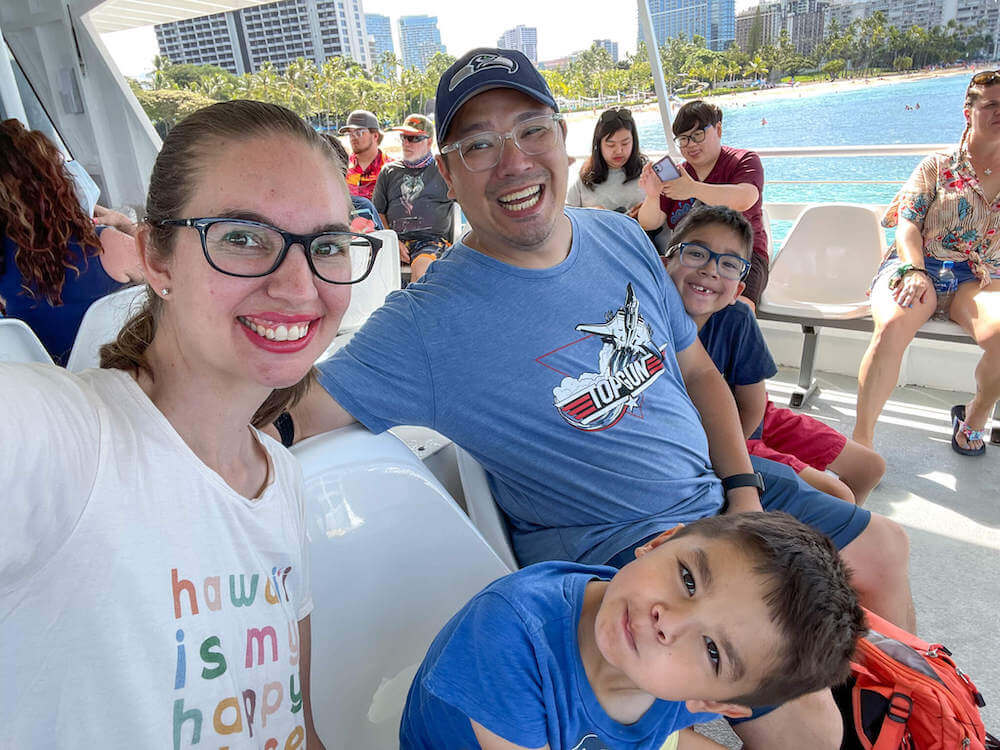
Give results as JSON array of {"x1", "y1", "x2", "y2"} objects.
[{"x1": 100, "y1": 0, "x2": 759, "y2": 78}]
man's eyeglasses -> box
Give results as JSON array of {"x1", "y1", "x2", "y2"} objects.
[
  {"x1": 970, "y1": 70, "x2": 1000, "y2": 87},
  {"x1": 667, "y1": 241, "x2": 750, "y2": 281},
  {"x1": 402, "y1": 134, "x2": 430, "y2": 143},
  {"x1": 155, "y1": 217, "x2": 382, "y2": 284},
  {"x1": 673, "y1": 125, "x2": 711, "y2": 149},
  {"x1": 439, "y1": 113, "x2": 564, "y2": 173}
]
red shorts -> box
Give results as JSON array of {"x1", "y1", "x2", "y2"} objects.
[{"x1": 747, "y1": 401, "x2": 847, "y2": 474}]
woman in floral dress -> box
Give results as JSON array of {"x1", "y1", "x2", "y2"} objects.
[{"x1": 854, "y1": 71, "x2": 1000, "y2": 456}]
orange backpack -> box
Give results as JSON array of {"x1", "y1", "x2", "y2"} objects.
[{"x1": 835, "y1": 608, "x2": 997, "y2": 750}]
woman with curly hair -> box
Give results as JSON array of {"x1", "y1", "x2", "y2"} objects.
[{"x1": 0, "y1": 118, "x2": 140, "y2": 363}]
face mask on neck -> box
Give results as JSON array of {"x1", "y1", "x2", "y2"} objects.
[{"x1": 64, "y1": 159, "x2": 101, "y2": 218}]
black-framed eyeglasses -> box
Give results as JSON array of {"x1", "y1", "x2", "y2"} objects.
[
  {"x1": 156, "y1": 217, "x2": 382, "y2": 284},
  {"x1": 673, "y1": 125, "x2": 711, "y2": 148},
  {"x1": 439, "y1": 113, "x2": 565, "y2": 173},
  {"x1": 970, "y1": 70, "x2": 1000, "y2": 87},
  {"x1": 402, "y1": 134, "x2": 430, "y2": 143},
  {"x1": 667, "y1": 241, "x2": 750, "y2": 281}
]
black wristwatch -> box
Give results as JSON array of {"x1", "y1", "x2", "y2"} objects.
[{"x1": 719, "y1": 472, "x2": 765, "y2": 513}]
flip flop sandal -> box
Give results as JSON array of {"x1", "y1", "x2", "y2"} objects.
[{"x1": 951, "y1": 404, "x2": 986, "y2": 457}]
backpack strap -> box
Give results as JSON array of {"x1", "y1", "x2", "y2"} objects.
[{"x1": 871, "y1": 692, "x2": 913, "y2": 750}]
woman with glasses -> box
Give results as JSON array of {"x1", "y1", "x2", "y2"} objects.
[
  {"x1": 0, "y1": 100, "x2": 381, "y2": 746},
  {"x1": 855, "y1": 71, "x2": 1000, "y2": 456},
  {"x1": 636, "y1": 100, "x2": 770, "y2": 308},
  {"x1": 0, "y1": 118, "x2": 142, "y2": 364},
  {"x1": 566, "y1": 108, "x2": 647, "y2": 215}
]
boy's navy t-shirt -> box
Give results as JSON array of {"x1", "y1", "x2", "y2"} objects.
[
  {"x1": 697, "y1": 302, "x2": 777, "y2": 438},
  {"x1": 318, "y1": 208, "x2": 725, "y2": 567},
  {"x1": 399, "y1": 561, "x2": 718, "y2": 749}
]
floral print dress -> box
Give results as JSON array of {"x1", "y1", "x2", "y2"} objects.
[{"x1": 882, "y1": 145, "x2": 1000, "y2": 287}]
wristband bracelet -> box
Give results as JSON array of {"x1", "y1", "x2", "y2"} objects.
[{"x1": 888, "y1": 263, "x2": 932, "y2": 290}]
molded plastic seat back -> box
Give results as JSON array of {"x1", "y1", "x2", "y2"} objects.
[
  {"x1": 66, "y1": 285, "x2": 147, "y2": 371},
  {"x1": 338, "y1": 229, "x2": 402, "y2": 334},
  {"x1": 760, "y1": 204, "x2": 885, "y2": 319},
  {"x1": 454, "y1": 446, "x2": 519, "y2": 570},
  {"x1": 292, "y1": 426, "x2": 510, "y2": 745},
  {"x1": 0, "y1": 319, "x2": 54, "y2": 364}
]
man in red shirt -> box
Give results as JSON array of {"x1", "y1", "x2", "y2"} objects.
[
  {"x1": 637, "y1": 100, "x2": 770, "y2": 307},
  {"x1": 340, "y1": 109, "x2": 389, "y2": 201}
]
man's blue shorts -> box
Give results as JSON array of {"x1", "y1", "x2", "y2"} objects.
[{"x1": 602, "y1": 455, "x2": 872, "y2": 725}]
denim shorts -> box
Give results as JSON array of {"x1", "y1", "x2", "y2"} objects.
[{"x1": 873, "y1": 253, "x2": 1000, "y2": 290}]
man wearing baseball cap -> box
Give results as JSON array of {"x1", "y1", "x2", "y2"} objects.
[
  {"x1": 291, "y1": 49, "x2": 914, "y2": 750},
  {"x1": 373, "y1": 113, "x2": 455, "y2": 281},
  {"x1": 339, "y1": 109, "x2": 388, "y2": 201}
]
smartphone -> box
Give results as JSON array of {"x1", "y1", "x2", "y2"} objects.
[{"x1": 652, "y1": 154, "x2": 681, "y2": 182}]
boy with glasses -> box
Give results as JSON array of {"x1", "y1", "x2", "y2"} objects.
[
  {"x1": 664, "y1": 205, "x2": 886, "y2": 505},
  {"x1": 637, "y1": 101, "x2": 771, "y2": 308},
  {"x1": 374, "y1": 114, "x2": 455, "y2": 281}
]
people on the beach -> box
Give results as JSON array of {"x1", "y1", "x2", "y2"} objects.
[
  {"x1": 0, "y1": 100, "x2": 379, "y2": 747},
  {"x1": 400, "y1": 512, "x2": 865, "y2": 750},
  {"x1": 0, "y1": 118, "x2": 141, "y2": 364},
  {"x1": 285, "y1": 46, "x2": 915, "y2": 750},
  {"x1": 635, "y1": 100, "x2": 771, "y2": 309},
  {"x1": 566, "y1": 107, "x2": 647, "y2": 214},
  {"x1": 663, "y1": 205, "x2": 886, "y2": 504},
  {"x1": 854, "y1": 70, "x2": 1000, "y2": 456}
]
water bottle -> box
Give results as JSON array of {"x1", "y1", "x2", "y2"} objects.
[{"x1": 933, "y1": 261, "x2": 957, "y2": 320}]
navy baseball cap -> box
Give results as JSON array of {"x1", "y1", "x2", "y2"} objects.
[{"x1": 435, "y1": 47, "x2": 558, "y2": 143}]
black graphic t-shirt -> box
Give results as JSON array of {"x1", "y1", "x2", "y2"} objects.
[{"x1": 371, "y1": 159, "x2": 454, "y2": 243}]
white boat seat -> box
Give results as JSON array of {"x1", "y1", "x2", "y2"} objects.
[
  {"x1": 292, "y1": 425, "x2": 510, "y2": 745},
  {"x1": 337, "y1": 229, "x2": 402, "y2": 335},
  {"x1": 66, "y1": 285, "x2": 147, "y2": 372},
  {"x1": 0, "y1": 318, "x2": 54, "y2": 364},
  {"x1": 454, "y1": 446, "x2": 519, "y2": 570}
]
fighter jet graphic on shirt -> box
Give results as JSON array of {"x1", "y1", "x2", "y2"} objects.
[{"x1": 574, "y1": 283, "x2": 661, "y2": 374}]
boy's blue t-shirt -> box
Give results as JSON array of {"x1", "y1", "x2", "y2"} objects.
[
  {"x1": 318, "y1": 208, "x2": 725, "y2": 566},
  {"x1": 399, "y1": 561, "x2": 718, "y2": 749},
  {"x1": 697, "y1": 302, "x2": 777, "y2": 439}
]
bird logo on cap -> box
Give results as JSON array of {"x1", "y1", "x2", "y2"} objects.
[{"x1": 448, "y1": 52, "x2": 518, "y2": 91}]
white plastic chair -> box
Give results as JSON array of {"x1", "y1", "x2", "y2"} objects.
[
  {"x1": 454, "y1": 446, "x2": 519, "y2": 570},
  {"x1": 0, "y1": 319, "x2": 54, "y2": 364},
  {"x1": 757, "y1": 204, "x2": 886, "y2": 406},
  {"x1": 66, "y1": 285, "x2": 147, "y2": 372},
  {"x1": 292, "y1": 425, "x2": 510, "y2": 745},
  {"x1": 337, "y1": 229, "x2": 402, "y2": 334},
  {"x1": 760, "y1": 203, "x2": 885, "y2": 320}
]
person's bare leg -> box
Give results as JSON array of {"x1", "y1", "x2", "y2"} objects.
[
  {"x1": 797, "y1": 466, "x2": 855, "y2": 504},
  {"x1": 409, "y1": 253, "x2": 436, "y2": 283},
  {"x1": 732, "y1": 689, "x2": 842, "y2": 750},
  {"x1": 839, "y1": 514, "x2": 916, "y2": 631},
  {"x1": 853, "y1": 282, "x2": 934, "y2": 449},
  {"x1": 826, "y1": 441, "x2": 886, "y2": 505},
  {"x1": 677, "y1": 727, "x2": 730, "y2": 749},
  {"x1": 949, "y1": 279, "x2": 1000, "y2": 451}
]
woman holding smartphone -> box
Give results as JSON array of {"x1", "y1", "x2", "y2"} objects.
[
  {"x1": 0, "y1": 100, "x2": 381, "y2": 747},
  {"x1": 566, "y1": 107, "x2": 647, "y2": 214}
]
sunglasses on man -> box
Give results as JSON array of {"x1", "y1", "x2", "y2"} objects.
[
  {"x1": 970, "y1": 70, "x2": 1000, "y2": 88},
  {"x1": 402, "y1": 134, "x2": 430, "y2": 143}
]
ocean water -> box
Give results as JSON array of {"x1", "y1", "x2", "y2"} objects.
[{"x1": 564, "y1": 72, "x2": 972, "y2": 248}]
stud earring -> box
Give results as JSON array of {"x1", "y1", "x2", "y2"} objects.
[{"x1": 161, "y1": 288, "x2": 170, "y2": 297}]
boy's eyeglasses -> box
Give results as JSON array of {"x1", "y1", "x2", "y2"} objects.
[
  {"x1": 439, "y1": 113, "x2": 564, "y2": 173},
  {"x1": 673, "y1": 125, "x2": 711, "y2": 148},
  {"x1": 155, "y1": 217, "x2": 382, "y2": 284},
  {"x1": 970, "y1": 70, "x2": 1000, "y2": 87},
  {"x1": 402, "y1": 134, "x2": 430, "y2": 143},
  {"x1": 668, "y1": 241, "x2": 750, "y2": 281}
]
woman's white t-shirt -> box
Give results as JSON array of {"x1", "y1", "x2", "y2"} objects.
[
  {"x1": 565, "y1": 166, "x2": 646, "y2": 213},
  {"x1": 0, "y1": 364, "x2": 313, "y2": 749}
]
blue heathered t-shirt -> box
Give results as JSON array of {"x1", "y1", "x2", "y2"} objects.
[
  {"x1": 318, "y1": 208, "x2": 724, "y2": 566},
  {"x1": 697, "y1": 302, "x2": 777, "y2": 439},
  {"x1": 399, "y1": 561, "x2": 718, "y2": 749}
]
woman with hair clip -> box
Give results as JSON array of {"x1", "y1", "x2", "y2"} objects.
[
  {"x1": 0, "y1": 118, "x2": 140, "y2": 363},
  {"x1": 854, "y1": 70, "x2": 1000, "y2": 456},
  {"x1": 566, "y1": 107, "x2": 647, "y2": 214},
  {"x1": 0, "y1": 100, "x2": 383, "y2": 747}
]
